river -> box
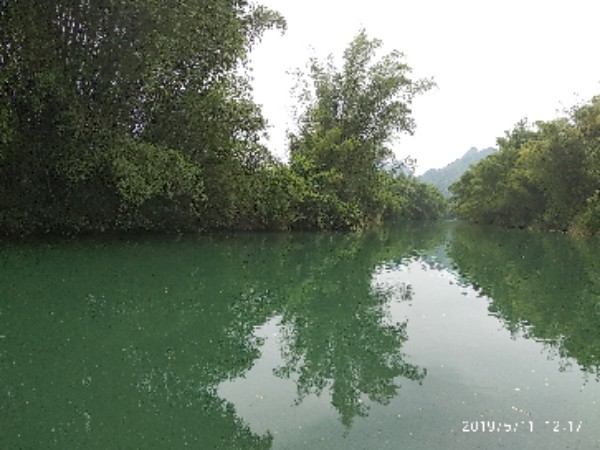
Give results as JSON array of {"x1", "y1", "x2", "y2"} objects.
[{"x1": 1, "y1": 221, "x2": 599, "y2": 449}]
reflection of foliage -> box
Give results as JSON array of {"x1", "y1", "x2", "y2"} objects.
[
  {"x1": 276, "y1": 308, "x2": 424, "y2": 427},
  {"x1": 0, "y1": 236, "x2": 274, "y2": 448},
  {"x1": 372, "y1": 276, "x2": 414, "y2": 302},
  {"x1": 0, "y1": 222, "x2": 448, "y2": 446},
  {"x1": 264, "y1": 227, "x2": 442, "y2": 426},
  {"x1": 449, "y1": 223, "x2": 600, "y2": 379}
]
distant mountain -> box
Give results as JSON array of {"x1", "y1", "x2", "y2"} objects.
[{"x1": 419, "y1": 147, "x2": 496, "y2": 197}]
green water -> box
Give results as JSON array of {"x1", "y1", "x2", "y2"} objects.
[{"x1": 1, "y1": 222, "x2": 599, "y2": 449}]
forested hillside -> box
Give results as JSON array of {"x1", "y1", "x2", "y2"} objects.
[
  {"x1": 450, "y1": 96, "x2": 600, "y2": 235},
  {"x1": 419, "y1": 147, "x2": 495, "y2": 197},
  {"x1": 0, "y1": 2, "x2": 445, "y2": 236}
]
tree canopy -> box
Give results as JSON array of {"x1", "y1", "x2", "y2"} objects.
[
  {"x1": 288, "y1": 29, "x2": 443, "y2": 229},
  {"x1": 0, "y1": 0, "x2": 285, "y2": 233},
  {"x1": 450, "y1": 96, "x2": 600, "y2": 235},
  {"x1": 0, "y1": 6, "x2": 444, "y2": 236}
]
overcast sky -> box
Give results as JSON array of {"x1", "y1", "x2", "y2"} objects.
[{"x1": 249, "y1": 0, "x2": 600, "y2": 174}]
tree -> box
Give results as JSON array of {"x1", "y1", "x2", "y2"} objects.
[
  {"x1": 0, "y1": 0, "x2": 285, "y2": 234},
  {"x1": 570, "y1": 96, "x2": 600, "y2": 233},
  {"x1": 289, "y1": 29, "x2": 435, "y2": 229},
  {"x1": 449, "y1": 120, "x2": 542, "y2": 227},
  {"x1": 450, "y1": 96, "x2": 600, "y2": 235},
  {"x1": 515, "y1": 119, "x2": 590, "y2": 230},
  {"x1": 389, "y1": 174, "x2": 447, "y2": 220}
]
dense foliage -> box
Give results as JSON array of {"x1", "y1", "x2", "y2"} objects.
[
  {"x1": 0, "y1": 0, "x2": 286, "y2": 234},
  {"x1": 287, "y1": 30, "x2": 444, "y2": 229},
  {"x1": 0, "y1": 4, "x2": 444, "y2": 236},
  {"x1": 450, "y1": 96, "x2": 600, "y2": 235}
]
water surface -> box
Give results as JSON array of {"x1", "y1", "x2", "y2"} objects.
[{"x1": 1, "y1": 222, "x2": 599, "y2": 448}]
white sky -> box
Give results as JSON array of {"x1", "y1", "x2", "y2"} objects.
[{"x1": 248, "y1": 0, "x2": 600, "y2": 174}]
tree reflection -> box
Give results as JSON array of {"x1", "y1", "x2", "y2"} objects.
[
  {"x1": 448, "y1": 223, "x2": 600, "y2": 380},
  {"x1": 0, "y1": 236, "x2": 275, "y2": 448},
  {"x1": 258, "y1": 224, "x2": 447, "y2": 426},
  {"x1": 0, "y1": 223, "x2": 449, "y2": 446}
]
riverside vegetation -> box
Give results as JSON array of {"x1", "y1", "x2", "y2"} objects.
[
  {"x1": 450, "y1": 96, "x2": 600, "y2": 235},
  {"x1": 0, "y1": 1, "x2": 446, "y2": 236},
  {"x1": 3, "y1": 2, "x2": 597, "y2": 237}
]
